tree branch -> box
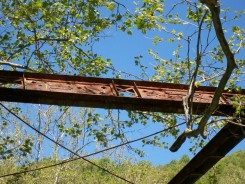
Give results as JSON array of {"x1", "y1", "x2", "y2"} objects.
[
  {"x1": 0, "y1": 60, "x2": 34, "y2": 71},
  {"x1": 188, "y1": 0, "x2": 237, "y2": 137},
  {"x1": 183, "y1": 10, "x2": 208, "y2": 131},
  {"x1": 35, "y1": 38, "x2": 69, "y2": 42},
  {"x1": 170, "y1": 0, "x2": 238, "y2": 151},
  {"x1": 170, "y1": 10, "x2": 207, "y2": 152}
]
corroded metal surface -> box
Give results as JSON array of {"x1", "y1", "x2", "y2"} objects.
[
  {"x1": 0, "y1": 70, "x2": 243, "y2": 115},
  {"x1": 0, "y1": 70, "x2": 244, "y2": 183}
]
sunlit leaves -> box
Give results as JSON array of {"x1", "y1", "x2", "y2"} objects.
[
  {"x1": 105, "y1": 1, "x2": 116, "y2": 11},
  {"x1": 132, "y1": 0, "x2": 164, "y2": 33},
  {"x1": 0, "y1": 0, "x2": 122, "y2": 74},
  {"x1": 187, "y1": 5, "x2": 206, "y2": 22},
  {"x1": 152, "y1": 36, "x2": 162, "y2": 45},
  {"x1": 0, "y1": 0, "x2": 244, "y2": 163},
  {"x1": 231, "y1": 94, "x2": 245, "y2": 116}
]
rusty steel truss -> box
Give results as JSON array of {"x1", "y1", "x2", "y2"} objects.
[
  {"x1": 0, "y1": 70, "x2": 244, "y2": 184},
  {"x1": 0, "y1": 70, "x2": 243, "y2": 115}
]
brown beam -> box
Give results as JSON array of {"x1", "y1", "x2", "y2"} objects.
[
  {"x1": 0, "y1": 70, "x2": 244, "y2": 182},
  {"x1": 168, "y1": 120, "x2": 245, "y2": 184},
  {"x1": 0, "y1": 70, "x2": 243, "y2": 115}
]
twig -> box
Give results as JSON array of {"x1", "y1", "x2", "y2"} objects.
[{"x1": 0, "y1": 60, "x2": 34, "y2": 71}]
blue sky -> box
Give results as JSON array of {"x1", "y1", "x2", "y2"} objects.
[
  {"x1": 1, "y1": 0, "x2": 244, "y2": 166},
  {"x1": 91, "y1": 1, "x2": 245, "y2": 165}
]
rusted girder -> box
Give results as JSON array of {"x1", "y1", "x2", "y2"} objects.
[
  {"x1": 168, "y1": 119, "x2": 245, "y2": 184},
  {"x1": 0, "y1": 70, "x2": 243, "y2": 115},
  {"x1": 0, "y1": 70, "x2": 244, "y2": 183}
]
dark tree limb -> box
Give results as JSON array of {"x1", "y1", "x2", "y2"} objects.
[
  {"x1": 170, "y1": 0, "x2": 237, "y2": 152},
  {"x1": 190, "y1": 0, "x2": 237, "y2": 137},
  {"x1": 183, "y1": 10, "x2": 208, "y2": 132}
]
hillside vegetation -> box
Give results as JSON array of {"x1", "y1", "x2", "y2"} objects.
[{"x1": 0, "y1": 150, "x2": 244, "y2": 184}]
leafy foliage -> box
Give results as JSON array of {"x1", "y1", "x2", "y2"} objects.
[
  {"x1": 0, "y1": 0, "x2": 121, "y2": 74},
  {"x1": 0, "y1": 150, "x2": 244, "y2": 184},
  {"x1": 0, "y1": 0, "x2": 244, "y2": 171}
]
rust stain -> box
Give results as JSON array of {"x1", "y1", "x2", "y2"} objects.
[{"x1": 0, "y1": 70, "x2": 243, "y2": 115}]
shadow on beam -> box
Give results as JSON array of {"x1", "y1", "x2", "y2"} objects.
[{"x1": 0, "y1": 70, "x2": 243, "y2": 115}]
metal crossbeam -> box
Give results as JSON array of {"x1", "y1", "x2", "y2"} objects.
[
  {"x1": 0, "y1": 70, "x2": 244, "y2": 183},
  {"x1": 168, "y1": 119, "x2": 245, "y2": 184},
  {"x1": 0, "y1": 70, "x2": 242, "y2": 115}
]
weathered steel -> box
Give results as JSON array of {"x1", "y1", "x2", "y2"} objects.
[
  {"x1": 0, "y1": 70, "x2": 243, "y2": 115},
  {"x1": 0, "y1": 70, "x2": 244, "y2": 183},
  {"x1": 168, "y1": 119, "x2": 245, "y2": 184}
]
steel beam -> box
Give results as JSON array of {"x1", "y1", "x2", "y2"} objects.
[
  {"x1": 0, "y1": 70, "x2": 244, "y2": 183},
  {"x1": 168, "y1": 119, "x2": 245, "y2": 184},
  {"x1": 0, "y1": 70, "x2": 243, "y2": 115}
]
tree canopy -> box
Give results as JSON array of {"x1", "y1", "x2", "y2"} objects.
[{"x1": 0, "y1": 0, "x2": 244, "y2": 182}]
